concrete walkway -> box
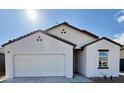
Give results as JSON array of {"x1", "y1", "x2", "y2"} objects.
[
  {"x1": 73, "y1": 74, "x2": 93, "y2": 83},
  {"x1": 0, "y1": 76, "x2": 6, "y2": 82},
  {"x1": 1, "y1": 74, "x2": 93, "y2": 83},
  {"x1": 120, "y1": 72, "x2": 124, "y2": 76}
]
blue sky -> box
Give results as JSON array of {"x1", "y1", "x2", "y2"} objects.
[{"x1": 0, "y1": 9, "x2": 124, "y2": 45}]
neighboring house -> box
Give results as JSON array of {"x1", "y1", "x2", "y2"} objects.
[
  {"x1": 0, "y1": 47, "x2": 5, "y2": 74},
  {"x1": 120, "y1": 47, "x2": 124, "y2": 71},
  {"x1": 1, "y1": 22, "x2": 123, "y2": 79}
]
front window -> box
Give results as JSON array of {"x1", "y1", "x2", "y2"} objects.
[{"x1": 98, "y1": 50, "x2": 109, "y2": 69}]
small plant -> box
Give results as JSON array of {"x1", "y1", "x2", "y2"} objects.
[
  {"x1": 110, "y1": 75, "x2": 113, "y2": 80},
  {"x1": 103, "y1": 74, "x2": 107, "y2": 80}
]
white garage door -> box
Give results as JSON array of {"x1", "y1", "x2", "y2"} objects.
[{"x1": 14, "y1": 54, "x2": 65, "y2": 77}]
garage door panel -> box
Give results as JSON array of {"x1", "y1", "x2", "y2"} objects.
[{"x1": 14, "y1": 54, "x2": 65, "y2": 77}]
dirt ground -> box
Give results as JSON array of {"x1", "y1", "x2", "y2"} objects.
[{"x1": 90, "y1": 75, "x2": 124, "y2": 83}]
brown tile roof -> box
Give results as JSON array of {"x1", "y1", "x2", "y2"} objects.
[
  {"x1": 1, "y1": 30, "x2": 76, "y2": 47},
  {"x1": 45, "y1": 22, "x2": 99, "y2": 39},
  {"x1": 81, "y1": 37, "x2": 123, "y2": 49}
]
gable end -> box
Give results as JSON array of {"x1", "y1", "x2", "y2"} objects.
[
  {"x1": 81, "y1": 37, "x2": 123, "y2": 49},
  {"x1": 45, "y1": 22, "x2": 99, "y2": 39}
]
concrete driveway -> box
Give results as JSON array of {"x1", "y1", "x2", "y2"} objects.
[{"x1": 1, "y1": 74, "x2": 93, "y2": 83}]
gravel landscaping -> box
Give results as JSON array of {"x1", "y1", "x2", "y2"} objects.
[{"x1": 90, "y1": 75, "x2": 124, "y2": 83}]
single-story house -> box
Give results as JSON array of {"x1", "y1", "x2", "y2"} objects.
[
  {"x1": 1, "y1": 22, "x2": 123, "y2": 79},
  {"x1": 0, "y1": 47, "x2": 5, "y2": 73}
]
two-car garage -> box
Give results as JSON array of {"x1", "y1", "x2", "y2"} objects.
[
  {"x1": 14, "y1": 54, "x2": 65, "y2": 77},
  {"x1": 3, "y1": 31, "x2": 75, "y2": 78}
]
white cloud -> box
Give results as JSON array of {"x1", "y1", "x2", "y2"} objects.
[
  {"x1": 113, "y1": 10, "x2": 124, "y2": 45},
  {"x1": 116, "y1": 15, "x2": 124, "y2": 23},
  {"x1": 114, "y1": 10, "x2": 124, "y2": 23},
  {"x1": 113, "y1": 32, "x2": 124, "y2": 45}
]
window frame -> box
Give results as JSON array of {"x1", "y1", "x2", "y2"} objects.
[{"x1": 98, "y1": 49, "x2": 109, "y2": 69}]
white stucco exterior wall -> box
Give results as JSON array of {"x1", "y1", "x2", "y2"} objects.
[
  {"x1": 85, "y1": 39, "x2": 120, "y2": 77},
  {"x1": 4, "y1": 32, "x2": 73, "y2": 78},
  {"x1": 47, "y1": 24, "x2": 97, "y2": 48}
]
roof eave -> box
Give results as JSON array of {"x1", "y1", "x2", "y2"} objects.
[
  {"x1": 81, "y1": 37, "x2": 123, "y2": 49},
  {"x1": 2, "y1": 30, "x2": 77, "y2": 48}
]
